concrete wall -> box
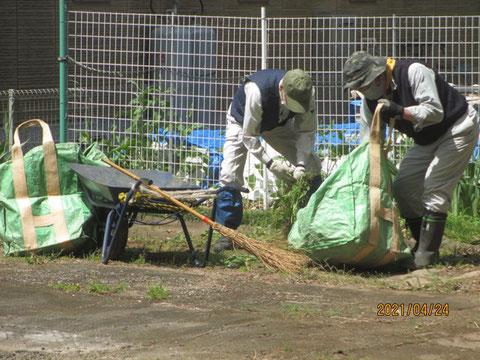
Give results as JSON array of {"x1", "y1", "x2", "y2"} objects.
[{"x1": 1, "y1": 0, "x2": 480, "y2": 90}]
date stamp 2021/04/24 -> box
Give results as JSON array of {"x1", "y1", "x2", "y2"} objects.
[{"x1": 377, "y1": 303, "x2": 449, "y2": 317}]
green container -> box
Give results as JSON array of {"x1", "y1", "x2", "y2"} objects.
[
  {"x1": 0, "y1": 119, "x2": 107, "y2": 255},
  {"x1": 288, "y1": 106, "x2": 411, "y2": 268}
]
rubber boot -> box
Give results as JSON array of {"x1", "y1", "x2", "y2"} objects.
[
  {"x1": 213, "y1": 190, "x2": 242, "y2": 253},
  {"x1": 405, "y1": 217, "x2": 422, "y2": 253},
  {"x1": 414, "y1": 211, "x2": 447, "y2": 268},
  {"x1": 213, "y1": 236, "x2": 233, "y2": 253}
]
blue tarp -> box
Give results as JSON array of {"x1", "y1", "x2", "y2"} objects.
[
  {"x1": 154, "y1": 124, "x2": 480, "y2": 187},
  {"x1": 154, "y1": 128, "x2": 225, "y2": 188}
]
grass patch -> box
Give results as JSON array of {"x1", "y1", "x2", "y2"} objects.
[
  {"x1": 48, "y1": 281, "x2": 80, "y2": 293},
  {"x1": 133, "y1": 252, "x2": 147, "y2": 265},
  {"x1": 445, "y1": 214, "x2": 480, "y2": 245},
  {"x1": 280, "y1": 302, "x2": 319, "y2": 318},
  {"x1": 147, "y1": 284, "x2": 169, "y2": 300},
  {"x1": 87, "y1": 281, "x2": 127, "y2": 294},
  {"x1": 220, "y1": 254, "x2": 259, "y2": 271}
]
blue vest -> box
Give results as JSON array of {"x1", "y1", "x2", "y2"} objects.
[
  {"x1": 230, "y1": 69, "x2": 295, "y2": 132},
  {"x1": 366, "y1": 59, "x2": 468, "y2": 145}
]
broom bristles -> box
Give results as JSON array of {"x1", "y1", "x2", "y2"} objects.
[{"x1": 213, "y1": 223, "x2": 310, "y2": 274}]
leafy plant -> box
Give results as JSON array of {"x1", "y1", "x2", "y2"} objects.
[
  {"x1": 78, "y1": 81, "x2": 212, "y2": 186},
  {"x1": 272, "y1": 172, "x2": 320, "y2": 231},
  {"x1": 445, "y1": 213, "x2": 480, "y2": 244},
  {"x1": 147, "y1": 284, "x2": 169, "y2": 300},
  {"x1": 87, "y1": 281, "x2": 127, "y2": 294},
  {"x1": 280, "y1": 302, "x2": 319, "y2": 318},
  {"x1": 49, "y1": 281, "x2": 81, "y2": 293},
  {"x1": 451, "y1": 160, "x2": 480, "y2": 217},
  {"x1": 221, "y1": 254, "x2": 258, "y2": 270},
  {"x1": 0, "y1": 112, "x2": 11, "y2": 164}
]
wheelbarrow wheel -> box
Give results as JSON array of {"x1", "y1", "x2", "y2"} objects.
[{"x1": 102, "y1": 210, "x2": 129, "y2": 264}]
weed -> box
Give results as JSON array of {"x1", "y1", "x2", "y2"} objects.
[
  {"x1": 87, "y1": 281, "x2": 127, "y2": 294},
  {"x1": 48, "y1": 281, "x2": 80, "y2": 293},
  {"x1": 147, "y1": 284, "x2": 169, "y2": 300},
  {"x1": 221, "y1": 254, "x2": 258, "y2": 271},
  {"x1": 134, "y1": 252, "x2": 147, "y2": 265},
  {"x1": 282, "y1": 342, "x2": 292, "y2": 352},
  {"x1": 82, "y1": 250, "x2": 102, "y2": 262},
  {"x1": 280, "y1": 302, "x2": 319, "y2": 318},
  {"x1": 0, "y1": 112, "x2": 11, "y2": 164},
  {"x1": 445, "y1": 214, "x2": 480, "y2": 245},
  {"x1": 272, "y1": 172, "x2": 320, "y2": 231},
  {"x1": 451, "y1": 160, "x2": 480, "y2": 217}
]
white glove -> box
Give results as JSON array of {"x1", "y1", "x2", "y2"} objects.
[
  {"x1": 268, "y1": 160, "x2": 295, "y2": 183},
  {"x1": 293, "y1": 165, "x2": 306, "y2": 180}
]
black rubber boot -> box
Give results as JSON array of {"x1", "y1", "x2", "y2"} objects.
[
  {"x1": 213, "y1": 236, "x2": 233, "y2": 253},
  {"x1": 405, "y1": 216, "x2": 422, "y2": 253},
  {"x1": 414, "y1": 211, "x2": 447, "y2": 268}
]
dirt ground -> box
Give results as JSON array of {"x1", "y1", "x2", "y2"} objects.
[{"x1": 1, "y1": 221, "x2": 480, "y2": 360}]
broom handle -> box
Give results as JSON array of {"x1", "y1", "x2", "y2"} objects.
[{"x1": 102, "y1": 158, "x2": 215, "y2": 227}]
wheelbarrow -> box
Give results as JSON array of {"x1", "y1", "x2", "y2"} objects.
[{"x1": 68, "y1": 163, "x2": 247, "y2": 266}]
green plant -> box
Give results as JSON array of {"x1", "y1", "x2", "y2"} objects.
[
  {"x1": 221, "y1": 254, "x2": 259, "y2": 270},
  {"x1": 133, "y1": 252, "x2": 147, "y2": 265},
  {"x1": 451, "y1": 160, "x2": 480, "y2": 217},
  {"x1": 445, "y1": 213, "x2": 480, "y2": 245},
  {"x1": 78, "y1": 81, "x2": 172, "y2": 169},
  {"x1": 147, "y1": 284, "x2": 169, "y2": 300},
  {"x1": 49, "y1": 281, "x2": 81, "y2": 293},
  {"x1": 272, "y1": 172, "x2": 319, "y2": 231},
  {"x1": 78, "y1": 82, "x2": 211, "y2": 186},
  {"x1": 87, "y1": 281, "x2": 127, "y2": 294},
  {"x1": 280, "y1": 302, "x2": 319, "y2": 318},
  {"x1": 0, "y1": 112, "x2": 11, "y2": 164}
]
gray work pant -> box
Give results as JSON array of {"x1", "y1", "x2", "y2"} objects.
[{"x1": 393, "y1": 105, "x2": 479, "y2": 218}]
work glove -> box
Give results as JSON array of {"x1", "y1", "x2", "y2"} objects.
[
  {"x1": 267, "y1": 160, "x2": 295, "y2": 183},
  {"x1": 378, "y1": 99, "x2": 404, "y2": 123},
  {"x1": 293, "y1": 165, "x2": 306, "y2": 180}
]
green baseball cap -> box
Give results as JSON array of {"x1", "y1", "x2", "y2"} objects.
[
  {"x1": 343, "y1": 51, "x2": 387, "y2": 90},
  {"x1": 282, "y1": 69, "x2": 313, "y2": 113}
]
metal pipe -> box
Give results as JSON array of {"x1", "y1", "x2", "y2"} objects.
[
  {"x1": 8, "y1": 89, "x2": 15, "y2": 149},
  {"x1": 261, "y1": 6, "x2": 269, "y2": 210},
  {"x1": 59, "y1": 0, "x2": 68, "y2": 143}
]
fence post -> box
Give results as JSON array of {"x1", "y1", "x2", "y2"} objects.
[
  {"x1": 59, "y1": 0, "x2": 68, "y2": 143},
  {"x1": 261, "y1": 6, "x2": 270, "y2": 210},
  {"x1": 8, "y1": 89, "x2": 15, "y2": 149},
  {"x1": 392, "y1": 14, "x2": 397, "y2": 162}
]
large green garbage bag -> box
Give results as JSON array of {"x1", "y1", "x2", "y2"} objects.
[
  {"x1": 288, "y1": 105, "x2": 411, "y2": 267},
  {"x1": 0, "y1": 119, "x2": 107, "y2": 256}
]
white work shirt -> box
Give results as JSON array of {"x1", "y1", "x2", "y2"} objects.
[
  {"x1": 229, "y1": 81, "x2": 317, "y2": 165},
  {"x1": 359, "y1": 62, "x2": 444, "y2": 142}
]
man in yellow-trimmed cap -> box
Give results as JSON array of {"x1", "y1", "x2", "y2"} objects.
[
  {"x1": 343, "y1": 50, "x2": 479, "y2": 268},
  {"x1": 214, "y1": 69, "x2": 323, "y2": 252}
]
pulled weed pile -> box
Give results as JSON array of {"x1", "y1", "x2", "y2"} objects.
[{"x1": 272, "y1": 172, "x2": 321, "y2": 232}]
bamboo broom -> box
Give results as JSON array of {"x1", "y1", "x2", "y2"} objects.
[{"x1": 102, "y1": 158, "x2": 310, "y2": 274}]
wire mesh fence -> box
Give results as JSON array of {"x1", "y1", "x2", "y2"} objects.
[
  {"x1": 67, "y1": 12, "x2": 480, "y2": 200},
  {"x1": 0, "y1": 89, "x2": 61, "y2": 152}
]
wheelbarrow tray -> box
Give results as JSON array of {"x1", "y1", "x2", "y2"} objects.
[{"x1": 68, "y1": 163, "x2": 200, "y2": 205}]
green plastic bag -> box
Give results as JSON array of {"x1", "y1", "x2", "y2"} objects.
[
  {"x1": 288, "y1": 105, "x2": 411, "y2": 268},
  {"x1": 0, "y1": 119, "x2": 107, "y2": 256}
]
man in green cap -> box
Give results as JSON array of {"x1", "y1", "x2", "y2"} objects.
[
  {"x1": 213, "y1": 69, "x2": 323, "y2": 252},
  {"x1": 343, "y1": 50, "x2": 479, "y2": 268}
]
